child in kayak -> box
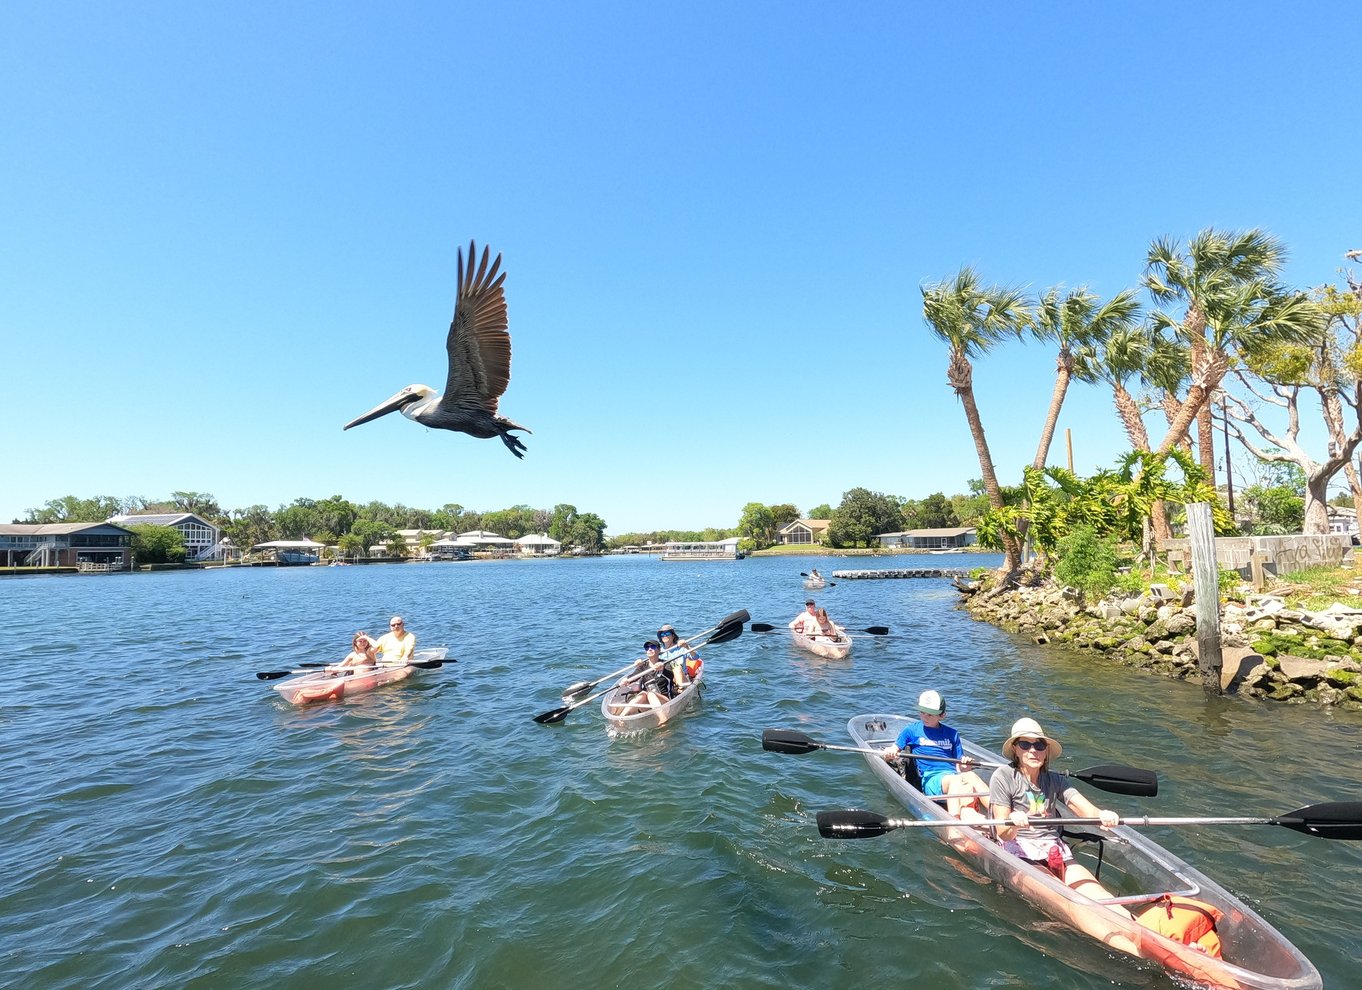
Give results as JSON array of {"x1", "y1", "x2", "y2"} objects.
[
  {"x1": 334, "y1": 632, "x2": 377, "y2": 672},
  {"x1": 881, "y1": 690, "x2": 987, "y2": 821}
]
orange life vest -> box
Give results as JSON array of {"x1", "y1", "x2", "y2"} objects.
[{"x1": 1135, "y1": 896, "x2": 1224, "y2": 958}]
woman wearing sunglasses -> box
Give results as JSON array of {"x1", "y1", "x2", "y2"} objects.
[{"x1": 988, "y1": 717, "x2": 1129, "y2": 913}]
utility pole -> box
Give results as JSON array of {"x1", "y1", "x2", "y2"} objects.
[{"x1": 1222, "y1": 395, "x2": 1234, "y2": 517}]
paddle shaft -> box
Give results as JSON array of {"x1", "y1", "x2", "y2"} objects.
[
  {"x1": 830, "y1": 814, "x2": 1310, "y2": 830},
  {"x1": 761, "y1": 728, "x2": 1158, "y2": 797},
  {"x1": 750, "y1": 623, "x2": 888, "y2": 635},
  {"x1": 257, "y1": 659, "x2": 442, "y2": 680}
]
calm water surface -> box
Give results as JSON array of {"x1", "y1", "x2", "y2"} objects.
[{"x1": 3, "y1": 555, "x2": 1361, "y2": 989}]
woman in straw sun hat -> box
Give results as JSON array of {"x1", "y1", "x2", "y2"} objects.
[{"x1": 987, "y1": 716, "x2": 1129, "y2": 914}]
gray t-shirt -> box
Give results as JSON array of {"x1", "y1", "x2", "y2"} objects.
[{"x1": 988, "y1": 765, "x2": 1079, "y2": 860}]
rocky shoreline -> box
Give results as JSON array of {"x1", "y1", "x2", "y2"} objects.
[{"x1": 958, "y1": 582, "x2": 1362, "y2": 709}]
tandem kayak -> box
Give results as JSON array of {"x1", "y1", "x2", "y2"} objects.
[
  {"x1": 273, "y1": 647, "x2": 449, "y2": 705},
  {"x1": 791, "y1": 625, "x2": 851, "y2": 660},
  {"x1": 839, "y1": 713, "x2": 1321, "y2": 990},
  {"x1": 600, "y1": 661, "x2": 704, "y2": 734}
]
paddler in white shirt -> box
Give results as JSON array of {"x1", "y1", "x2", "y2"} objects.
[{"x1": 789, "y1": 599, "x2": 821, "y2": 636}]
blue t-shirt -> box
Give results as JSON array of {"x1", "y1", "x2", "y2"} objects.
[{"x1": 894, "y1": 719, "x2": 963, "y2": 795}]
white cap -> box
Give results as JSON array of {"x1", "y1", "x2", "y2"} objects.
[{"x1": 917, "y1": 690, "x2": 945, "y2": 715}]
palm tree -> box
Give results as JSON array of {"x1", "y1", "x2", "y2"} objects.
[
  {"x1": 1031, "y1": 286, "x2": 1142, "y2": 470},
  {"x1": 922, "y1": 267, "x2": 1032, "y2": 586},
  {"x1": 1144, "y1": 229, "x2": 1319, "y2": 479}
]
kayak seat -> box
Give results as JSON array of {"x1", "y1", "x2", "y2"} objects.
[{"x1": 891, "y1": 755, "x2": 924, "y2": 790}]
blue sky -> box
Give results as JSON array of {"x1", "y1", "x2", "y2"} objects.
[{"x1": 3, "y1": 2, "x2": 1357, "y2": 534}]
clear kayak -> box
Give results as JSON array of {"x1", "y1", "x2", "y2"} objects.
[
  {"x1": 803, "y1": 577, "x2": 826, "y2": 590},
  {"x1": 273, "y1": 647, "x2": 449, "y2": 705},
  {"x1": 791, "y1": 625, "x2": 851, "y2": 660},
  {"x1": 843, "y1": 713, "x2": 1321, "y2": 990},
  {"x1": 600, "y1": 661, "x2": 704, "y2": 733}
]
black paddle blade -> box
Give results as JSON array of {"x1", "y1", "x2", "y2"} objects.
[
  {"x1": 709, "y1": 622, "x2": 744, "y2": 645},
  {"x1": 1275, "y1": 802, "x2": 1362, "y2": 840},
  {"x1": 256, "y1": 670, "x2": 293, "y2": 680},
  {"x1": 761, "y1": 728, "x2": 822, "y2": 754},
  {"x1": 817, "y1": 810, "x2": 892, "y2": 839},
  {"x1": 863, "y1": 626, "x2": 890, "y2": 636},
  {"x1": 750, "y1": 623, "x2": 779, "y2": 633},
  {"x1": 410, "y1": 659, "x2": 443, "y2": 670},
  {"x1": 1075, "y1": 764, "x2": 1159, "y2": 797},
  {"x1": 533, "y1": 706, "x2": 571, "y2": 725}
]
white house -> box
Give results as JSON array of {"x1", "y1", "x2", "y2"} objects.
[
  {"x1": 515, "y1": 533, "x2": 562, "y2": 557},
  {"x1": 108, "y1": 512, "x2": 223, "y2": 561}
]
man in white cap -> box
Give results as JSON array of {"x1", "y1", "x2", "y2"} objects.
[{"x1": 882, "y1": 690, "x2": 987, "y2": 820}]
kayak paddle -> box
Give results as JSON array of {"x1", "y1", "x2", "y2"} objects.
[
  {"x1": 762, "y1": 728, "x2": 1159, "y2": 797},
  {"x1": 799, "y1": 572, "x2": 837, "y2": 586},
  {"x1": 750, "y1": 623, "x2": 889, "y2": 635},
  {"x1": 816, "y1": 803, "x2": 1362, "y2": 840},
  {"x1": 535, "y1": 610, "x2": 748, "y2": 725},
  {"x1": 559, "y1": 610, "x2": 749, "y2": 701},
  {"x1": 256, "y1": 658, "x2": 445, "y2": 680}
]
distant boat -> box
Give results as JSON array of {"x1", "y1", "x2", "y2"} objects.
[{"x1": 659, "y1": 539, "x2": 743, "y2": 561}]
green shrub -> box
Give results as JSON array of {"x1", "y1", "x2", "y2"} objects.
[{"x1": 1053, "y1": 526, "x2": 1120, "y2": 602}]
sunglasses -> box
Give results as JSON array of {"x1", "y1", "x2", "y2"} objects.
[
  {"x1": 644, "y1": 645, "x2": 659, "y2": 652},
  {"x1": 658, "y1": 631, "x2": 676, "y2": 638},
  {"x1": 1014, "y1": 739, "x2": 1048, "y2": 752}
]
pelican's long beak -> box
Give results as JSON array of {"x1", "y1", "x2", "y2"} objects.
[{"x1": 343, "y1": 388, "x2": 421, "y2": 430}]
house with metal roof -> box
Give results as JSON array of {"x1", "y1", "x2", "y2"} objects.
[
  {"x1": 874, "y1": 527, "x2": 978, "y2": 550},
  {"x1": 0, "y1": 522, "x2": 134, "y2": 569},
  {"x1": 108, "y1": 512, "x2": 224, "y2": 561}
]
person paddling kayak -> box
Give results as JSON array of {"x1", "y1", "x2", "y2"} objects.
[
  {"x1": 881, "y1": 690, "x2": 986, "y2": 820},
  {"x1": 989, "y1": 717, "x2": 1130, "y2": 915},
  {"x1": 374, "y1": 616, "x2": 416, "y2": 665}
]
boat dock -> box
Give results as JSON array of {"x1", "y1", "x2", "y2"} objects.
[{"x1": 831, "y1": 568, "x2": 972, "y2": 580}]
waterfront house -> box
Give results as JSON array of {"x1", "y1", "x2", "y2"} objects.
[
  {"x1": 875, "y1": 527, "x2": 978, "y2": 550},
  {"x1": 778, "y1": 519, "x2": 830, "y2": 545},
  {"x1": 108, "y1": 512, "x2": 224, "y2": 561},
  {"x1": 1, "y1": 522, "x2": 134, "y2": 570},
  {"x1": 515, "y1": 533, "x2": 562, "y2": 556}
]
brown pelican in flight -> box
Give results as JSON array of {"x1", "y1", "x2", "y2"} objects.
[{"x1": 343, "y1": 241, "x2": 530, "y2": 458}]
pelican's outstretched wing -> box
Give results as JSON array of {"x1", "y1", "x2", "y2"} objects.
[{"x1": 440, "y1": 241, "x2": 511, "y2": 417}]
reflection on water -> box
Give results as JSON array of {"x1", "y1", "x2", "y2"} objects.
[{"x1": 2, "y1": 554, "x2": 1361, "y2": 989}]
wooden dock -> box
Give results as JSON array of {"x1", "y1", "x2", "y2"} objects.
[{"x1": 831, "y1": 568, "x2": 972, "y2": 580}]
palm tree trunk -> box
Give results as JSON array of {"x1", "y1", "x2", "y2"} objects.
[
  {"x1": 1197, "y1": 402, "x2": 1216, "y2": 486},
  {"x1": 957, "y1": 379, "x2": 1022, "y2": 589},
  {"x1": 1033, "y1": 357, "x2": 1071, "y2": 470},
  {"x1": 1112, "y1": 383, "x2": 1151, "y2": 450}
]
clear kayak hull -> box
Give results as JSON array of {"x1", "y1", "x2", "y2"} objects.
[
  {"x1": 791, "y1": 625, "x2": 851, "y2": 660},
  {"x1": 600, "y1": 662, "x2": 703, "y2": 733},
  {"x1": 844, "y1": 713, "x2": 1321, "y2": 990},
  {"x1": 273, "y1": 647, "x2": 448, "y2": 705}
]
